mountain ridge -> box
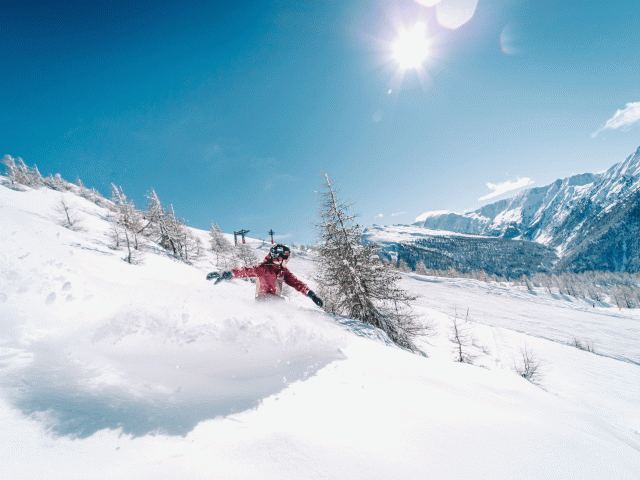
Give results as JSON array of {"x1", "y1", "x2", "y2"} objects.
[{"x1": 397, "y1": 146, "x2": 640, "y2": 273}]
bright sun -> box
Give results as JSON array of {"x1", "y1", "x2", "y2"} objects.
[{"x1": 393, "y1": 22, "x2": 430, "y2": 70}]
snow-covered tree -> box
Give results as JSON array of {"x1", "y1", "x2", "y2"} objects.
[
  {"x1": 143, "y1": 189, "x2": 200, "y2": 263},
  {"x1": 45, "y1": 173, "x2": 70, "y2": 191},
  {"x1": 110, "y1": 184, "x2": 144, "y2": 264},
  {"x1": 397, "y1": 258, "x2": 412, "y2": 273},
  {"x1": 209, "y1": 222, "x2": 232, "y2": 266},
  {"x1": 314, "y1": 172, "x2": 426, "y2": 353},
  {"x1": 414, "y1": 260, "x2": 428, "y2": 275},
  {"x1": 1, "y1": 155, "x2": 44, "y2": 188},
  {"x1": 233, "y1": 243, "x2": 259, "y2": 268},
  {"x1": 74, "y1": 176, "x2": 92, "y2": 199}
]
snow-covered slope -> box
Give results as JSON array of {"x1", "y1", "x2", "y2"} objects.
[
  {"x1": 1, "y1": 179, "x2": 639, "y2": 479},
  {"x1": 414, "y1": 146, "x2": 640, "y2": 272},
  {"x1": 363, "y1": 224, "x2": 558, "y2": 276}
]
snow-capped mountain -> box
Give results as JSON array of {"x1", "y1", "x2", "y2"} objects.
[{"x1": 411, "y1": 146, "x2": 640, "y2": 273}]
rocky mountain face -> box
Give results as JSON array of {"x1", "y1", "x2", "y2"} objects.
[{"x1": 388, "y1": 146, "x2": 640, "y2": 274}]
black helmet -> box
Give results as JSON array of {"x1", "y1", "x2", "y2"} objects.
[{"x1": 270, "y1": 244, "x2": 291, "y2": 261}]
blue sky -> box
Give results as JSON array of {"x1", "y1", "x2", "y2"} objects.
[{"x1": 2, "y1": 0, "x2": 640, "y2": 245}]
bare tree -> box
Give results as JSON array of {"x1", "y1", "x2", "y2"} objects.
[
  {"x1": 449, "y1": 307, "x2": 477, "y2": 364},
  {"x1": 53, "y1": 195, "x2": 84, "y2": 231},
  {"x1": 314, "y1": 172, "x2": 428, "y2": 353},
  {"x1": 513, "y1": 344, "x2": 544, "y2": 384}
]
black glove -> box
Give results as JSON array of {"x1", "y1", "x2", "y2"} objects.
[
  {"x1": 307, "y1": 290, "x2": 323, "y2": 307},
  {"x1": 207, "y1": 271, "x2": 233, "y2": 284}
]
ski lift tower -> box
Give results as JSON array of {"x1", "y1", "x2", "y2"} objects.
[
  {"x1": 234, "y1": 229, "x2": 250, "y2": 246},
  {"x1": 268, "y1": 229, "x2": 275, "y2": 244}
]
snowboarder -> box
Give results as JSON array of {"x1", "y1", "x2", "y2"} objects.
[{"x1": 207, "y1": 244, "x2": 324, "y2": 307}]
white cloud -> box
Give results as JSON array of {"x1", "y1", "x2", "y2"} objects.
[
  {"x1": 273, "y1": 234, "x2": 292, "y2": 240},
  {"x1": 592, "y1": 102, "x2": 640, "y2": 138},
  {"x1": 391, "y1": 211, "x2": 407, "y2": 217},
  {"x1": 479, "y1": 177, "x2": 534, "y2": 201},
  {"x1": 375, "y1": 213, "x2": 384, "y2": 218}
]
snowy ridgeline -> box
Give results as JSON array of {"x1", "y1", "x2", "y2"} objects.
[
  {"x1": 409, "y1": 146, "x2": 640, "y2": 274},
  {"x1": 1, "y1": 175, "x2": 640, "y2": 479}
]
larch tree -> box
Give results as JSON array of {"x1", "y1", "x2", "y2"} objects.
[
  {"x1": 53, "y1": 194, "x2": 84, "y2": 231},
  {"x1": 109, "y1": 184, "x2": 144, "y2": 264},
  {"x1": 414, "y1": 260, "x2": 428, "y2": 275},
  {"x1": 209, "y1": 222, "x2": 232, "y2": 266},
  {"x1": 233, "y1": 243, "x2": 259, "y2": 269},
  {"x1": 314, "y1": 172, "x2": 427, "y2": 354},
  {"x1": 143, "y1": 189, "x2": 200, "y2": 263},
  {"x1": 1, "y1": 155, "x2": 44, "y2": 188}
]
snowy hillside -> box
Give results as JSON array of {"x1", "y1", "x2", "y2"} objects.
[
  {"x1": 414, "y1": 146, "x2": 640, "y2": 272},
  {"x1": 363, "y1": 224, "x2": 558, "y2": 276},
  {"x1": 1, "y1": 178, "x2": 639, "y2": 479}
]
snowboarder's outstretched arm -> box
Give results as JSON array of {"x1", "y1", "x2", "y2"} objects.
[
  {"x1": 283, "y1": 270, "x2": 323, "y2": 307},
  {"x1": 307, "y1": 290, "x2": 323, "y2": 307},
  {"x1": 206, "y1": 265, "x2": 262, "y2": 284},
  {"x1": 230, "y1": 265, "x2": 263, "y2": 279},
  {"x1": 282, "y1": 269, "x2": 310, "y2": 295},
  {"x1": 206, "y1": 270, "x2": 233, "y2": 284}
]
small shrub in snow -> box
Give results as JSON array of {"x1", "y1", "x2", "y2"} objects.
[
  {"x1": 449, "y1": 307, "x2": 479, "y2": 364},
  {"x1": 568, "y1": 337, "x2": 596, "y2": 353},
  {"x1": 513, "y1": 344, "x2": 544, "y2": 384}
]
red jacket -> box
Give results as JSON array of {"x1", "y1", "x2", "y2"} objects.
[{"x1": 231, "y1": 255, "x2": 310, "y2": 298}]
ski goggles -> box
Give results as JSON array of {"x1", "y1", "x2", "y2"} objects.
[{"x1": 270, "y1": 246, "x2": 290, "y2": 260}]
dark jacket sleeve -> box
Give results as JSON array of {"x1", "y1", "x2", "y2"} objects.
[
  {"x1": 231, "y1": 264, "x2": 263, "y2": 279},
  {"x1": 283, "y1": 268, "x2": 310, "y2": 295}
]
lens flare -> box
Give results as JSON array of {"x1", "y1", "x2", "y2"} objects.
[
  {"x1": 435, "y1": 0, "x2": 478, "y2": 30},
  {"x1": 393, "y1": 22, "x2": 430, "y2": 69}
]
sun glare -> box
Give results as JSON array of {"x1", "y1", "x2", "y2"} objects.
[{"x1": 393, "y1": 22, "x2": 430, "y2": 69}]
